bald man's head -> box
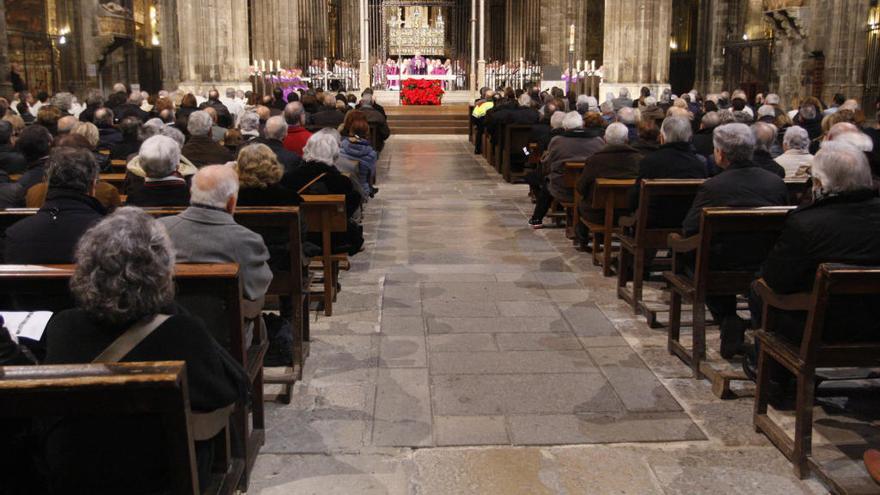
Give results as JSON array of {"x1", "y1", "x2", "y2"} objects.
[
  {"x1": 57, "y1": 115, "x2": 79, "y2": 135},
  {"x1": 190, "y1": 164, "x2": 240, "y2": 212},
  {"x1": 203, "y1": 106, "x2": 218, "y2": 124},
  {"x1": 255, "y1": 105, "x2": 271, "y2": 121}
]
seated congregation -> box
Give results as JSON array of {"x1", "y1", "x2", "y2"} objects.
[
  {"x1": 0, "y1": 82, "x2": 387, "y2": 493},
  {"x1": 472, "y1": 85, "x2": 880, "y2": 482}
]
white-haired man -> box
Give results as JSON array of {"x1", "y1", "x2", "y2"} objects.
[
  {"x1": 181, "y1": 110, "x2": 233, "y2": 167},
  {"x1": 745, "y1": 141, "x2": 880, "y2": 383},
  {"x1": 612, "y1": 87, "x2": 633, "y2": 112},
  {"x1": 159, "y1": 164, "x2": 272, "y2": 301},
  {"x1": 774, "y1": 126, "x2": 813, "y2": 178},
  {"x1": 575, "y1": 122, "x2": 642, "y2": 230},
  {"x1": 529, "y1": 111, "x2": 604, "y2": 228},
  {"x1": 750, "y1": 122, "x2": 785, "y2": 177},
  {"x1": 252, "y1": 115, "x2": 303, "y2": 174},
  {"x1": 125, "y1": 135, "x2": 190, "y2": 207},
  {"x1": 683, "y1": 123, "x2": 788, "y2": 358}
]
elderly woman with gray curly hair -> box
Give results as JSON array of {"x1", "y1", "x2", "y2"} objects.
[{"x1": 41, "y1": 207, "x2": 248, "y2": 494}]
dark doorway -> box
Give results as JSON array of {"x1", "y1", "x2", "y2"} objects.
[
  {"x1": 724, "y1": 38, "x2": 773, "y2": 101},
  {"x1": 668, "y1": 0, "x2": 698, "y2": 94},
  {"x1": 137, "y1": 46, "x2": 162, "y2": 94}
]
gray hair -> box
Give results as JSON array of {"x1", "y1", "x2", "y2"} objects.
[
  {"x1": 127, "y1": 91, "x2": 144, "y2": 105},
  {"x1": 159, "y1": 126, "x2": 186, "y2": 148},
  {"x1": 71, "y1": 207, "x2": 175, "y2": 324},
  {"x1": 562, "y1": 111, "x2": 584, "y2": 131},
  {"x1": 751, "y1": 122, "x2": 778, "y2": 152},
  {"x1": 550, "y1": 111, "x2": 566, "y2": 129},
  {"x1": 518, "y1": 93, "x2": 533, "y2": 108},
  {"x1": 604, "y1": 122, "x2": 629, "y2": 145},
  {"x1": 600, "y1": 101, "x2": 613, "y2": 113},
  {"x1": 190, "y1": 164, "x2": 240, "y2": 208},
  {"x1": 619, "y1": 87, "x2": 630, "y2": 98},
  {"x1": 139, "y1": 135, "x2": 181, "y2": 178},
  {"x1": 187, "y1": 110, "x2": 213, "y2": 137},
  {"x1": 302, "y1": 129, "x2": 341, "y2": 165},
  {"x1": 265, "y1": 116, "x2": 288, "y2": 141},
  {"x1": 644, "y1": 96, "x2": 657, "y2": 106},
  {"x1": 51, "y1": 92, "x2": 73, "y2": 111},
  {"x1": 47, "y1": 147, "x2": 98, "y2": 193},
  {"x1": 283, "y1": 101, "x2": 305, "y2": 125},
  {"x1": 661, "y1": 116, "x2": 693, "y2": 143},
  {"x1": 586, "y1": 96, "x2": 598, "y2": 111},
  {"x1": 812, "y1": 141, "x2": 873, "y2": 195},
  {"x1": 701, "y1": 111, "x2": 720, "y2": 129},
  {"x1": 825, "y1": 123, "x2": 874, "y2": 152},
  {"x1": 783, "y1": 126, "x2": 810, "y2": 151},
  {"x1": 57, "y1": 115, "x2": 79, "y2": 134},
  {"x1": 239, "y1": 112, "x2": 260, "y2": 132},
  {"x1": 617, "y1": 107, "x2": 636, "y2": 125},
  {"x1": 757, "y1": 105, "x2": 776, "y2": 119},
  {"x1": 226, "y1": 87, "x2": 236, "y2": 98},
  {"x1": 765, "y1": 93, "x2": 780, "y2": 106},
  {"x1": 141, "y1": 118, "x2": 165, "y2": 140},
  {"x1": 713, "y1": 123, "x2": 755, "y2": 163}
]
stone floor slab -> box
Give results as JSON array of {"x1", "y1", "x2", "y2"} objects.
[
  {"x1": 372, "y1": 368, "x2": 432, "y2": 447},
  {"x1": 433, "y1": 415, "x2": 510, "y2": 446},
  {"x1": 429, "y1": 350, "x2": 597, "y2": 375}
]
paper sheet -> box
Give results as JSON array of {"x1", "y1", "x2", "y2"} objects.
[{"x1": 1, "y1": 311, "x2": 53, "y2": 342}]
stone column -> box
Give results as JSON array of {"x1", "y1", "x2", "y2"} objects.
[
  {"x1": 0, "y1": 0, "x2": 13, "y2": 97},
  {"x1": 601, "y1": 0, "x2": 672, "y2": 97},
  {"x1": 176, "y1": 0, "x2": 251, "y2": 92},
  {"x1": 359, "y1": 0, "x2": 370, "y2": 90},
  {"x1": 159, "y1": 0, "x2": 181, "y2": 88},
  {"x1": 477, "y1": 0, "x2": 486, "y2": 88},
  {"x1": 470, "y1": 0, "x2": 477, "y2": 92},
  {"x1": 819, "y1": 0, "x2": 869, "y2": 102}
]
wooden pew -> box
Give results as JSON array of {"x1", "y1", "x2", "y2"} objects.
[
  {"x1": 0, "y1": 263, "x2": 265, "y2": 490},
  {"x1": 557, "y1": 162, "x2": 585, "y2": 236},
  {"x1": 577, "y1": 178, "x2": 637, "y2": 276},
  {"x1": 300, "y1": 194, "x2": 348, "y2": 317},
  {"x1": 0, "y1": 206, "x2": 310, "y2": 398},
  {"x1": 616, "y1": 179, "x2": 703, "y2": 325},
  {"x1": 10, "y1": 173, "x2": 127, "y2": 192},
  {"x1": 526, "y1": 142, "x2": 541, "y2": 169},
  {"x1": 752, "y1": 264, "x2": 880, "y2": 480},
  {"x1": 663, "y1": 206, "x2": 794, "y2": 398},
  {"x1": 110, "y1": 159, "x2": 128, "y2": 173},
  {"x1": 0, "y1": 361, "x2": 241, "y2": 495},
  {"x1": 500, "y1": 124, "x2": 533, "y2": 183}
]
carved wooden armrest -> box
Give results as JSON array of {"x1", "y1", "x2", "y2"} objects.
[{"x1": 754, "y1": 279, "x2": 812, "y2": 312}]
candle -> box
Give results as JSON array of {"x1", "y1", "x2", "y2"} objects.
[
  {"x1": 253, "y1": 59, "x2": 258, "y2": 71},
  {"x1": 569, "y1": 24, "x2": 575, "y2": 47},
  {"x1": 260, "y1": 59, "x2": 265, "y2": 72},
  {"x1": 591, "y1": 60, "x2": 596, "y2": 72},
  {"x1": 277, "y1": 60, "x2": 282, "y2": 71},
  {"x1": 269, "y1": 60, "x2": 274, "y2": 72},
  {"x1": 577, "y1": 60, "x2": 581, "y2": 72}
]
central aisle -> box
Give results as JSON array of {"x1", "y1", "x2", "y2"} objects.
[{"x1": 250, "y1": 136, "x2": 826, "y2": 494}]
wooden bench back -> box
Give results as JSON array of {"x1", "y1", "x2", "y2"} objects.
[
  {"x1": 562, "y1": 162, "x2": 585, "y2": 190},
  {"x1": 695, "y1": 207, "x2": 794, "y2": 293},
  {"x1": 800, "y1": 264, "x2": 880, "y2": 368},
  {"x1": 300, "y1": 195, "x2": 347, "y2": 233},
  {"x1": 0, "y1": 361, "x2": 201, "y2": 494},
  {"x1": 784, "y1": 177, "x2": 810, "y2": 205},
  {"x1": 591, "y1": 178, "x2": 636, "y2": 210},
  {"x1": 633, "y1": 179, "x2": 704, "y2": 244},
  {"x1": 10, "y1": 173, "x2": 127, "y2": 192}
]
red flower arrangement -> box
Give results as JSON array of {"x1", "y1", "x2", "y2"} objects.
[{"x1": 400, "y1": 78, "x2": 444, "y2": 106}]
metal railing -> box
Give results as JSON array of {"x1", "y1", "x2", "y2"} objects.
[{"x1": 483, "y1": 62, "x2": 542, "y2": 91}]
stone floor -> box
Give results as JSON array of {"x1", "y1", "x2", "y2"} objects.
[{"x1": 251, "y1": 135, "x2": 872, "y2": 494}]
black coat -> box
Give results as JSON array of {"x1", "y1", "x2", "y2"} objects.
[
  {"x1": 43, "y1": 307, "x2": 248, "y2": 494},
  {"x1": 310, "y1": 107, "x2": 345, "y2": 128},
  {"x1": 682, "y1": 160, "x2": 789, "y2": 271},
  {"x1": 98, "y1": 127, "x2": 124, "y2": 149},
  {"x1": 251, "y1": 137, "x2": 303, "y2": 176},
  {"x1": 3, "y1": 189, "x2": 106, "y2": 263},
  {"x1": 112, "y1": 103, "x2": 149, "y2": 123},
  {"x1": 237, "y1": 183, "x2": 302, "y2": 206},
  {"x1": 683, "y1": 160, "x2": 788, "y2": 235},
  {"x1": 761, "y1": 189, "x2": 880, "y2": 342},
  {"x1": 577, "y1": 144, "x2": 642, "y2": 220},
  {"x1": 198, "y1": 99, "x2": 233, "y2": 128},
  {"x1": 110, "y1": 137, "x2": 141, "y2": 161},
  {"x1": 0, "y1": 144, "x2": 26, "y2": 174},
  {"x1": 182, "y1": 135, "x2": 234, "y2": 168},
  {"x1": 692, "y1": 127, "x2": 715, "y2": 158},
  {"x1": 125, "y1": 179, "x2": 191, "y2": 207},
  {"x1": 529, "y1": 122, "x2": 551, "y2": 153},
  {"x1": 752, "y1": 149, "x2": 786, "y2": 178},
  {"x1": 628, "y1": 141, "x2": 707, "y2": 227}
]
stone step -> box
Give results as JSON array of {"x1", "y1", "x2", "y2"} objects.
[
  {"x1": 386, "y1": 114, "x2": 468, "y2": 121},
  {"x1": 390, "y1": 126, "x2": 469, "y2": 134},
  {"x1": 387, "y1": 120, "x2": 467, "y2": 128}
]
